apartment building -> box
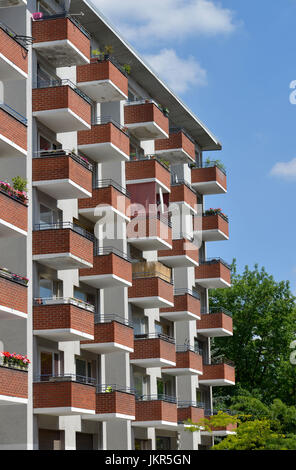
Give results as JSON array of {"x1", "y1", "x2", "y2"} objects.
[{"x1": 0, "y1": 0, "x2": 235, "y2": 450}]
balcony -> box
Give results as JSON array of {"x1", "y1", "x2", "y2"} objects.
[
  {"x1": 78, "y1": 179, "x2": 130, "y2": 222},
  {"x1": 0, "y1": 362, "x2": 28, "y2": 405},
  {"x1": 32, "y1": 13, "x2": 90, "y2": 67},
  {"x1": 199, "y1": 360, "x2": 235, "y2": 387},
  {"x1": 33, "y1": 150, "x2": 92, "y2": 200},
  {"x1": 195, "y1": 258, "x2": 231, "y2": 289},
  {"x1": 130, "y1": 334, "x2": 176, "y2": 368},
  {"x1": 162, "y1": 346, "x2": 203, "y2": 376},
  {"x1": 33, "y1": 297, "x2": 95, "y2": 342},
  {"x1": 79, "y1": 246, "x2": 132, "y2": 288},
  {"x1": 77, "y1": 57, "x2": 128, "y2": 102},
  {"x1": 78, "y1": 118, "x2": 130, "y2": 163},
  {"x1": 0, "y1": 104, "x2": 27, "y2": 157},
  {"x1": 155, "y1": 129, "x2": 195, "y2": 164},
  {"x1": 0, "y1": 21, "x2": 28, "y2": 80},
  {"x1": 177, "y1": 402, "x2": 205, "y2": 425},
  {"x1": 202, "y1": 212, "x2": 229, "y2": 242},
  {"x1": 202, "y1": 410, "x2": 237, "y2": 436},
  {"x1": 129, "y1": 262, "x2": 174, "y2": 308},
  {"x1": 160, "y1": 288, "x2": 201, "y2": 322},
  {"x1": 33, "y1": 375, "x2": 96, "y2": 416},
  {"x1": 197, "y1": 309, "x2": 233, "y2": 337},
  {"x1": 33, "y1": 222, "x2": 93, "y2": 270},
  {"x1": 191, "y1": 164, "x2": 227, "y2": 195},
  {"x1": 124, "y1": 100, "x2": 169, "y2": 141},
  {"x1": 83, "y1": 385, "x2": 136, "y2": 421},
  {"x1": 134, "y1": 396, "x2": 178, "y2": 429},
  {"x1": 127, "y1": 215, "x2": 172, "y2": 251},
  {"x1": 0, "y1": 184, "x2": 27, "y2": 237},
  {"x1": 0, "y1": 268, "x2": 28, "y2": 319},
  {"x1": 32, "y1": 80, "x2": 91, "y2": 133},
  {"x1": 81, "y1": 314, "x2": 134, "y2": 354},
  {"x1": 170, "y1": 181, "x2": 197, "y2": 213},
  {"x1": 158, "y1": 238, "x2": 199, "y2": 268},
  {"x1": 126, "y1": 157, "x2": 171, "y2": 194}
]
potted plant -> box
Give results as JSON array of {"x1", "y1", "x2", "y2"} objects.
[
  {"x1": 104, "y1": 45, "x2": 113, "y2": 60},
  {"x1": 122, "y1": 64, "x2": 131, "y2": 75}
]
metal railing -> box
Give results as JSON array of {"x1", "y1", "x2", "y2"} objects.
[
  {"x1": 0, "y1": 19, "x2": 29, "y2": 49},
  {"x1": 129, "y1": 153, "x2": 171, "y2": 172},
  {"x1": 92, "y1": 116, "x2": 129, "y2": 136},
  {"x1": 134, "y1": 333, "x2": 175, "y2": 344},
  {"x1": 204, "y1": 357, "x2": 235, "y2": 367},
  {"x1": 125, "y1": 99, "x2": 164, "y2": 114},
  {"x1": 0, "y1": 267, "x2": 28, "y2": 287},
  {"x1": 176, "y1": 344, "x2": 195, "y2": 354},
  {"x1": 34, "y1": 78, "x2": 93, "y2": 105},
  {"x1": 0, "y1": 186, "x2": 28, "y2": 206},
  {"x1": 203, "y1": 211, "x2": 229, "y2": 223},
  {"x1": 136, "y1": 394, "x2": 177, "y2": 404},
  {"x1": 0, "y1": 102, "x2": 27, "y2": 125},
  {"x1": 94, "y1": 244, "x2": 132, "y2": 262},
  {"x1": 169, "y1": 126, "x2": 195, "y2": 144},
  {"x1": 94, "y1": 179, "x2": 130, "y2": 198},
  {"x1": 191, "y1": 161, "x2": 226, "y2": 176},
  {"x1": 174, "y1": 288, "x2": 200, "y2": 300},
  {"x1": 90, "y1": 55, "x2": 130, "y2": 78},
  {"x1": 94, "y1": 314, "x2": 134, "y2": 328},
  {"x1": 199, "y1": 257, "x2": 231, "y2": 270},
  {"x1": 33, "y1": 12, "x2": 91, "y2": 40},
  {"x1": 171, "y1": 178, "x2": 196, "y2": 195},
  {"x1": 33, "y1": 149, "x2": 93, "y2": 171},
  {"x1": 34, "y1": 221, "x2": 94, "y2": 242},
  {"x1": 33, "y1": 297, "x2": 95, "y2": 312},
  {"x1": 201, "y1": 306, "x2": 233, "y2": 317},
  {"x1": 178, "y1": 401, "x2": 205, "y2": 409},
  {"x1": 97, "y1": 384, "x2": 136, "y2": 394},
  {"x1": 34, "y1": 374, "x2": 96, "y2": 385}
]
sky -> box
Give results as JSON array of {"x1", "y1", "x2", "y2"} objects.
[{"x1": 92, "y1": 0, "x2": 296, "y2": 290}]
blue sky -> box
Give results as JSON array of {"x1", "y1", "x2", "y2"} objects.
[{"x1": 93, "y1": 0, "x2": 296, "y2": 289}]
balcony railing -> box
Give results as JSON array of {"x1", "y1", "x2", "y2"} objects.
[
  {"x1": 174, "y1": 288, "x2": 200, "y2": 300},
  {"x1": 92, "y1": 116, "x2": 129, "y2": 136},
  {"x1": 34, "y1": 221, "x2": 94, "y2": 242},
  {"x1": 192, "y1": 161, "x2": 227, "y2": 176},
  {"x1": 34, "y1": 78, "x2": 93, "y2": 105},
  {"x1": 33, "y1": 12, "x2": 91, "y2": 40},
  {"x1": 94, "y1": 314, "x2": 133, "y2": 328},
  {"x1": 34, "y1": 374, "x2": 96, "y2": 386},
  {"x1": 33, "y1": 149, "x2": 93, "y2": 171},
  {"x1": 125, "y1": 99, "x2": 165, "y2": 114},
  {"x1": 204, "y1": 357, "x2": 235, "y2": 367},
  {"x1": 94, "y1": 179, "x2": 130, "y2": 198},
  {"x1": 134, "y1": 333, "x2": 175, "y2": 344},
  {"x1": 199, "y1": 258, "x2": 231, "y2": 270},
  {"x1": 97, "y1": 384, "x2": 136, "y2": 394},
  {"x1": 0, "y1": 267, "x2": 28, "y2": 286},
  {"x1": 0, "y1": 19, "x2": 29, "y2": 50},
  {"x1": 136, "y1": 394, "x2": 177, "y2": 404},
  {"x1": 0, "y1": 102, "x2": 27, "y2": 125},
  {"x1": 178, "y1": 401, "x2": 205, "y2": 409},
  {"x1": 169, "y1": 126, "x2": 195, "y2": 144},
  {"x1": 201, "y1": 306, "x2": 233, "y2": 317},
  {"x1": 33, "y1": 297, "x2": 95, "y2": 313},
  {"x1": 93, "y1": 245, "x2": 133, "y2": 262}
]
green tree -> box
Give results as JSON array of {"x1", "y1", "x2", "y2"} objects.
[{"x1": 210, "y1": 262, "x2": 296, "y2": 405}]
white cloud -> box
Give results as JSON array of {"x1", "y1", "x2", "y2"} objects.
[
  {"x1": 144, "y1": 49, "x2": 207, "y2": 93},
  {"x1": 270, "y1": 158, "x2": 296, "y2": 179},
  {"x1": 93, "y1": 0, "x2": 237, "y2": 44}
]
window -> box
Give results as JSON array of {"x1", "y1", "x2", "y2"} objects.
[
  {"x1": 74, "y1": 288, "x2": 95, "y2": 306},
  {"x1": 133, "y1": 315, "x2": 147, "y2": 336},
  {"x1": 133, "y1": 374, "x2": 148, "y2": 399},
  {"x1": 75, "y1": 358, "x2": 95, "y2": 384},
  {"x1": 39, "y1": 204, "x2": 62, "y2": 226},
  {"x1": 40, "y1": 351, "x2": 62, "y2": 379},
  {"x1": 155, "y1": 321, "x2": 171, "y2": 337},
  {"x1": 156, "y1": 437, "x2": 170, "y2": 450},
  {"x1": 39, "y1": 277, "x2": 62, "y2": 298}
]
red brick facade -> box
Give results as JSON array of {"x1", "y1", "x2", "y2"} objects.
[
  {"x1": 32, "y1": 85, "x2": 91, "y2": 126},
  {"x1": 125, "y1": 159, "x2": 171, "y2": 190},
  {"x1": 32, "y1": 17, "x2": 90, "y2": 61},
  {"x1": 96, "y1": 391, "x2": 135, "y2": 417},
  {"x1": 170, "y1": 184, "x2": 197, "y2": 210},
  {"x1": 129, "y1": 277, "x2": 174, "y2": 306},
  {"x1": 0, "y1": 276, "x2": 27, "y2": 314},
  {"x1": 195, "y1": 261, "x2": 231, "y2": 285},
  {"x1": 202, "y1": 214, "x2": 229, "y2": 238},
  {"x1": 160, "y1": 293, "x2": 201, "y2": 319},
  {"x1": 124, "y1": 103, "x2": 169, "y2": 136},
  {"x1": 78, "y1": 122, "x2": 130, "y2": 156},
  {"x1": 202, "y1": 364, "x2": 235, "y2": 383},
  {"x1": 33, "y1": 228, "x2": 93, "y2": 266},
  {"x1": 0, "y1": 366, "x2": 28, "y2": 399},
  {"x1": 155, "y1": 131, "x2": 195, "y2": 161},
  {"x1": 81, "y1": 321, "x2": 134, "y2": 350},
  {"x1": 77, "y1": 59, "x2": 128, "y2": 97},
  {"x1": 191, "y1": 166, "x2": 227, "y2": 192},
  {"x1": 0, "y1": 107, "x2": 27, "y2": 151},
  {"x1": 32, "y1": 154, "x2": 92, "y2": 195},
  {"x1": 0, "y1": 190, "x2": 27, "y2": 232},
  {"x1": 158, "y1": 238, "x2": 199, "y2": 264},
  {"x1": 78, "y1": 186, "x2": 129, "y2": 216},
  {"x1": 178, "y1": 406, "x2": 204, "y2": 424},
  {"x1": 135, "y1": 400, "x2": 177, "y2": 423},
  {"x1": 176, "y1": 351, "x2": 203, "y2": 372},
  {"x1": 127, "y1": 217, "x2": 172, "y2": 248},
  {"x1": 131, "y1": 338, "x2": 176, "y2": 364},
  {"x1": 0, "y1": 26, "x2": 28, "y2": 74},
  {"x1": 197, "y1": 312, "x2": 233, "y2": 335},
  {"x1": 79, "y1": 253, "x2": 132, "y2": 284},
  {"x1": 33, "y1": 303, "x2": 94, "y2": 337},
  {"x1": 33, "y1": 381, "x2": 96, "y2": 410}
]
